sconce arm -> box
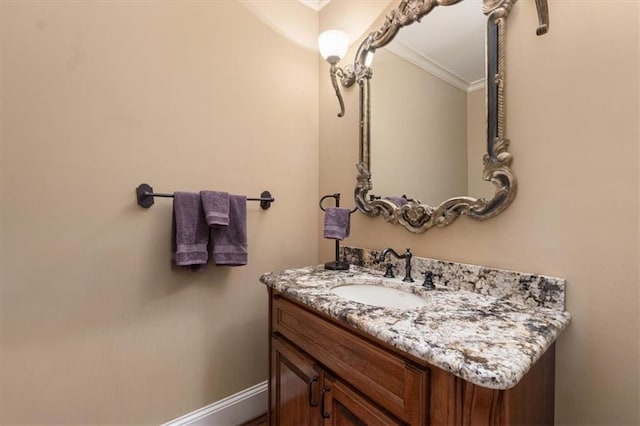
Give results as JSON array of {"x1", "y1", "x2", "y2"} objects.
[
  {"x1": 329, "y1": 64, "x2": 356, "y2": 118},
  {"x1": 534, "y1": 0, "x2": 549, "y2": 35},
  {"x1": 335, "y1": 66, "x2": 356, "y2": 88},
  {"x1": 329, "y1": 64, "x2": 345, "y2": 118}
]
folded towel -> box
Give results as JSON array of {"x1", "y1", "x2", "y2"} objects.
[
  {"x1": 172, "y1": 192, "x2": 209, "y2": 268},
  {"x1": 211, "y1": 194, "x2": 247, "y2": 266},
  {"x1": 384, "y1": 196, "x2": 408, "y2": 207},
  {"x1": 200, "y1": 191, "x2": 230, "y2": 226},
  {"x1": 323, "y1": 207, "x2": 351, "y2": 240}
]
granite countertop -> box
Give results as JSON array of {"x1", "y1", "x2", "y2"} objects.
[{"x1": 260, "y1": 264, "x2": 571, "y2": 390}]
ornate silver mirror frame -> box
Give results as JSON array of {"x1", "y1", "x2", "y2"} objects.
[{"x1": 348, "y1": 0, "x2": 548, "y2": 233}]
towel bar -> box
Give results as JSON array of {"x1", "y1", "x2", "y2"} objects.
[
  {"x1": 319, "y1": 193, "x2": 357, "y2": 214},
  {"x1": 136, "y1": 183, "x2": 274, "y2": 210}
]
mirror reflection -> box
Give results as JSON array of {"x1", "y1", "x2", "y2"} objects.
[{"x1": 370, "y1": 1, "x2": 494, "y2": 205}]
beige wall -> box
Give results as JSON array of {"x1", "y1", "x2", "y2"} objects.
[
  {"x1": 1, "y1": 0, "x2": 638, "y2": 424},
  {"x1": 0, "y1": 1, "x2": 318, "y2": 424},
  {"x1": 320, "y1": 1, "x2": 639, "y2": 425},
  {"x1": 370, "y1": 48, "x2": 468, "y2": 204}
]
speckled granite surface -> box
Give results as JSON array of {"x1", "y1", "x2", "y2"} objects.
[
  {"x1": 341, "y1": 246, "x2": 567, "y2": 311},
  {"x1": 260, "y1": 261, "x2": 570, "y2": 390}
]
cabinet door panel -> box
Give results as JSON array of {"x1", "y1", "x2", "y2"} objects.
[
  {"x1": 271, "y1": 335, "x2": 322, "y2": 426},
  {"x1": 273, "y1": 296, "x2": 428, "y2": 424},
  {"x1": 323, "y1": 377, "x2": 403, "y2": 426}
]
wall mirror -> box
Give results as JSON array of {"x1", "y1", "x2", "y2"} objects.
[{"x1": 351, "y1": 0, "x2": 549, "y2": 233}]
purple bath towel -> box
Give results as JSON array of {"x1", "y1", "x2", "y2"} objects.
[
  {"x1": 172, "y1": 192, "x2": 209, "y2": 268},
  {"x1": 323, "y1": 207, "x2": 351, "y2": 240},
  {"x1": 200, "y1": 190, "x2": 229, "y2": 226},
  {"x1": 211, "y1": 194, "x2": 247, "y2": 266}
]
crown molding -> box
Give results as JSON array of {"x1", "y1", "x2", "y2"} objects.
[
  {"x1": 468, "y1": 78, "x2": 487, "y2": 93},
  {"x1": 386, "y1": 41, "x2": 485, "y2": 93},
  {"x1": 298, "y1": 0, "x2": 331, "y2": 11}
]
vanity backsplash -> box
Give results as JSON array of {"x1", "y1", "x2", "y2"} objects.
[{"x1": 341, "y1": 246, "x2": 566, "y2": 311}]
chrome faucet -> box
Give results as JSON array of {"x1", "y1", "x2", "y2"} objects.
[{"x1": 377, "y1": 248, "x2": 414, "y2": 283}]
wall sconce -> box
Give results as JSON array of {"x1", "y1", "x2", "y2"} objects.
[{"x1": 318, "y1": 30, "x2": 356, "y2": 118}]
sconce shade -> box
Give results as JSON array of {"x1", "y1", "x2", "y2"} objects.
[{"x1": 318, "y1": 30, "x2": 349, "y2": 64}]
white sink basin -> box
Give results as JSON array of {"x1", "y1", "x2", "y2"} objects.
[{"x1": 331, "y1": 284, "x2": 427, "y2": 309}]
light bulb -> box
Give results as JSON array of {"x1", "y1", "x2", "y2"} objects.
[{"x1": 318, "y1": 30, "x2": 349, "y2": 64}]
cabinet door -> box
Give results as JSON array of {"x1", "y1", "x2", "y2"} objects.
[
  {"x1": 322, "y1": 376, "x2": 403, "y2": 426},
  {"x1": 271, "y1": 334, "x2": 322, "y2": 426}
]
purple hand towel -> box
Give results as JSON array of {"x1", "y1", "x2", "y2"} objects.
[
  {"x1": 323, "y1": 207, "x2": 351, "y2": 240},
  {"x1": 172, "y1": 192, "x2": 209, "y2": 267},
  {"x1": 211, "y1": 194, "x2": 247, "y2": 266},
  {"x1": 200, "y1": 191, "x2": 230, "y2": 226},
  {"x1": 384, "y1": 196, "x2": 408, "y2": 207}
]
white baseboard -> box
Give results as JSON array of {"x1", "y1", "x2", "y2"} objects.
[{"x1": 163, "y1": 381, "x2": 268, "y2": 426}]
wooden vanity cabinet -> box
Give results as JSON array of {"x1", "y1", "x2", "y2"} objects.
[{"x1": 268, "y1": 289, "x2": 556, "y2": 425}]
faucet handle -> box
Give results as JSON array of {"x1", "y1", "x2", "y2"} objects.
[
  {"x1": 383, "y1": 263, "x2": 395, "y2": 278},
  {"x1": 422, "y1": 271, "x2": 435, "y2": 290}
]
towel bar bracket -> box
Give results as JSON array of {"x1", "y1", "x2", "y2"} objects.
[
  {"x1": 137, "y1": 183, "x2": 155, "y2": 208},
  {"x1": 135, "y1": 183, "x2": 274, "y2": 210},
  {"x1": 259, "y1": 191, "x2": 272, "y2": 210}
]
